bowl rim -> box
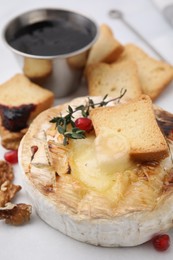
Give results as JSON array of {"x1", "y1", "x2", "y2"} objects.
[{"x1": 2, "y1": 8, "x2": 99, "y2": 59}]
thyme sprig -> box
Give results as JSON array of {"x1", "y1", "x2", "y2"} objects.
[{"x1": 50, "y1": 89, "x2": 127, "y2": 145}]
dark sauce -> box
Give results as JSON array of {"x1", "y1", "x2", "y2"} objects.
[
  {"x1": 0, "y1": 104, "x2": 36, "y2": 132},
  {"x1": 9, "y1": 20, "x2": 94, "y2": 56}
]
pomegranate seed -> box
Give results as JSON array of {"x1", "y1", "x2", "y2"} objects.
[
  {"x1": 75, "y1": 117, "x2": 93, "y2": 132},
  {"x1": 4, "y1": 150, "x2": 18, "y2": 164},
  {"x1": 152, "y1": 234, "x2": 170, "y2": 252}
]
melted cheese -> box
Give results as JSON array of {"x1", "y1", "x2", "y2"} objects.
[
  {"x1": 67, "y1": 134, "x2": 172, "y2": 209},
  {"x1": 94, "y1": 127, "x2": 132, "y2": 173},
  {"x1": 69, "y1": 135, "x2": 134, "y2": 194}
]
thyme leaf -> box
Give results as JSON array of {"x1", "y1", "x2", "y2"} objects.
[{"x1": 50, "y1": 89, "x2": 127, "y2": 145}]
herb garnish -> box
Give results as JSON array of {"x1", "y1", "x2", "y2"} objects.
[{"x1": 50, "y1": 89, "x2": 127, "y2": 145}]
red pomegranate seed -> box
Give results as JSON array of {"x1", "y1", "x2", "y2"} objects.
[
  {"x1": 152, "y1": 234, "x2": 170, "y2": 252},
  {"x1": 4, "y1": 150, "x2": 18, "y2": 164},
  {"x1": 75, "y1": 117, "x2": 93, "y2": 132}
]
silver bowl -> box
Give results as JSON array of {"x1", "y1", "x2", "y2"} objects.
[{"x1": 2, "y1": 8, "x2": 98, "y2": 97}]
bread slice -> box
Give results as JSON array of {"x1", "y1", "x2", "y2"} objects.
[
  {"x1": 23, "y1": 58, "x2": 52, "y2": 80},
  {"x1": 90, "y1": 95, "x2": 168, "y2": 161},
  {"x1": 67, "y1": 52, "x2": 88, "y2": 69},
  {"x1": 85, "y1": 24, "x2": 124, "y2": 67},
  {"x1": 119, "y1": 44, "x2": 173, "y2": 100},
  {"x1": 86, "y1": 60, "x2": 142, "y2": 101},
  {"x1": 0, "y1": 124, "x2": 27, "y2": 150},
  {"x1": 0, "y1": 73, "x2": 54, "y2": 120},
  {"x1": 0, "y1": 74, "x2": 54, "y2": 149}
]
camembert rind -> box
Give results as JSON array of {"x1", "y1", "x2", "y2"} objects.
[{"x1": 17, "y1": 163, "x2": 173, "y2": 247}]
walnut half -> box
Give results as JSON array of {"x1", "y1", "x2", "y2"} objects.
[
  {"x1": 0, "y1": 203, "x2": 32, "y2": 225},
  {"x1": 0, "y1": 160, "x2": 32, "y2": 225}
]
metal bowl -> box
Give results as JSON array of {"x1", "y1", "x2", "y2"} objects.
[{"x1": 2, "y1": 8, "x2": 99, "y2": 97}]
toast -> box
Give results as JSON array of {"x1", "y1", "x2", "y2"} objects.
[
  {"x1": 0, "y1": 124, "x2": 27, "y2": 150},
  {"x1": 86, "y1": 60, "x2": 142, "y2": 101},
  {"x1": 67, "y1": 52, "x2": 89, "y2": 69},
  {"x1": 0, "y1": 74, "x2": 54, "y2": 149},
  {"x1": 118, "y1": 44, "x2": 173, "y2": 100},
  {"x1": 85, "y1": 24, "x2": 124, "y2": 67},
  {"x1": 90, "y1": 95, "x2": 168, "y2": 161},
  {"x1": 23, "y1": 58, "x2": 52, "y2": 81}
]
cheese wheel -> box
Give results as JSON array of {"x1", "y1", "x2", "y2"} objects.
[{"x1": 18, "y1": 96, "x2": 173, "y2": 247}]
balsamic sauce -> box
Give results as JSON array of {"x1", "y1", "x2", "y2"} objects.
[
  {"x1": 0, "y1": 104, "x2": 36, "y2": 132},
  {"x1": 9, "y1": 20, "x2": 94, "y2": 56}
]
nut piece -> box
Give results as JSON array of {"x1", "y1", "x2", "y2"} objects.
[
  {"x1": 0, "y1": 160, "x2": 13, "y2": 183},
  {"x1": 0, "y1": 203, "x2": 32, "y2": 225},
  {"x1": 0, "y1": 160, "x2": 21, "y2": 207},
  {"x1": 0, "y1": 160, "x2": 32, "y2": 225}
]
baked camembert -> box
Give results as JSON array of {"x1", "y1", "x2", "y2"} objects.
[{"x1": 19, "y1": 94, "x2": 173, "y2": 247}]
